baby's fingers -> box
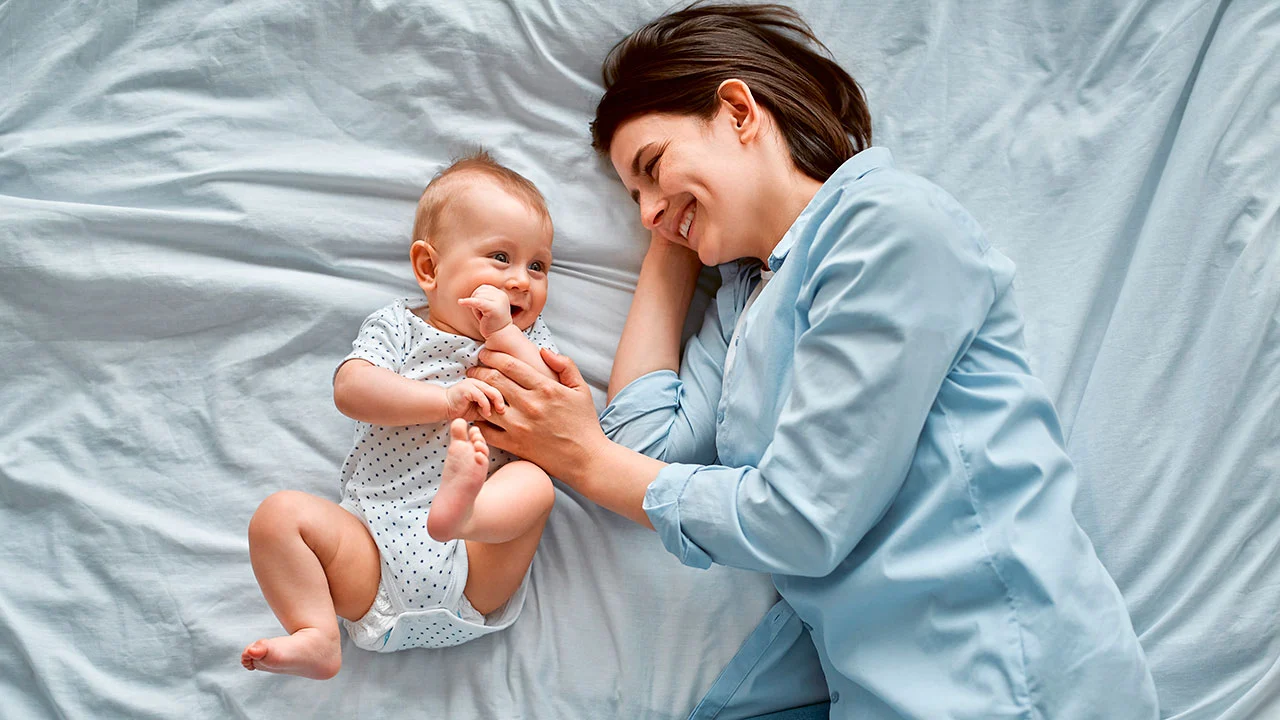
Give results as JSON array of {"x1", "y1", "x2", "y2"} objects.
[
  {"x1": 463, "y1": 384, "x2": 492, "y2": 417},
  {"x1": 458, "y1": 297, "x2": 498, "y2": 317},
  {"x1": 473, "y1": 379, "x2": 506, "y2": 413}
]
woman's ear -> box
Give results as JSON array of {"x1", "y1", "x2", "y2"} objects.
[
  {"x1": 716, "y1": 79, "x2": 760, "y2": 143},
  {"x1": 411, "y1": 239, "x2": 440, "y2": 292}
]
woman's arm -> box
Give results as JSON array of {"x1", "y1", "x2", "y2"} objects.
[
  {"x1": 607, "y1": 236, "x2": 702, "y2": 402},
  {"x1": 622, "y1": 190, "x2": 1000, "y2": 575}
]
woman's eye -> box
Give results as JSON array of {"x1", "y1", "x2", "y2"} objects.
[
  {"x1": 644, "y1": 155, "x2": 660, "y2": 180},
  {"x1": 492, "y1": 252, "x2": 509, "y2": 263},
  {"x1": 644, "y1": 143, "x2": 669, "y2": 181}
]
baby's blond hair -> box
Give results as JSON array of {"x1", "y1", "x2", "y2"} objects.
[{"x1": 412, "y1": 150, "x2": 551, "y2": 246}]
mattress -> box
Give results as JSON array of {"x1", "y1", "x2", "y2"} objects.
[{"x1": 1, "y1": 1, "x2": 1276, "y2": 717}]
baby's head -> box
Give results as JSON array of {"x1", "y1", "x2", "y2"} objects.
[{"x1": 410, "y1": 151, "x2": 553, "y2": 339}]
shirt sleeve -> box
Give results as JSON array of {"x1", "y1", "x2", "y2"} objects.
[
  {"x1": 336, "y1": 303, "x2": 407, "y2": 378},
  {"x1": 598, "y1": 274, "x2": 739, "y2": 465},
  {"x1": 644, "y1": 184, "x2": 997, "y2": 575}
]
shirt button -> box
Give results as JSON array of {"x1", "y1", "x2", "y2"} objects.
[
  {"x1": 717, "y1": 411, "x2": 725, "y2": 423},
  {"x1": 830, "y1": 692, "x2": 840, "y2": 704}
]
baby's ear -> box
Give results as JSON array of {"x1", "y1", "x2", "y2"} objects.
[{"x1": 411, "y1": 239, "x2": 439, "y2": 290}]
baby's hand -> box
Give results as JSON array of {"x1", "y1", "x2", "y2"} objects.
[
  {"x1": 444, "y1": 378, "x2": 506, "y2": 421},
  {"x1": 458, "y1": 284, "x2": 513, "y2": 338}
]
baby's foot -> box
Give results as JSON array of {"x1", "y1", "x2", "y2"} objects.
[
  {"x1": 240, "y1": 627, "x2": 341, "y2": 680},
  {"x1": 428, "y1": 419, "x2": 489, "y2": 541}
]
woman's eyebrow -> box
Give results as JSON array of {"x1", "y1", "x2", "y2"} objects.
[{"x1": 630, "y1": 142, "x2": 656, "y2": 177}]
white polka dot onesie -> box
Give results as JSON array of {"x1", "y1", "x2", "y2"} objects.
[{"x1": 335, "y1": 298, "x2": 557, "y2": 651}]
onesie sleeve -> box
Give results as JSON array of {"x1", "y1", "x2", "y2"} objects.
[
  {"x1": 336, "y1": 302, "x2": 409, "y2": 378},
  {"x1": 643, "y1": 185, "x2": 997, "y2": 575}
]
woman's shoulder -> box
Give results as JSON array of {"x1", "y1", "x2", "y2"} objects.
[
  {"x1": 802, "y1": 149, "x2": 991, "y2": 262},
  {"x1": 822, "y1": 149, "x2": 975, "y2": 223}
]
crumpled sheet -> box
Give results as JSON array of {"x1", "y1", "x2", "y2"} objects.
[{"x1": 1, "y1": 1, "x2": 1276, "y2": 718}]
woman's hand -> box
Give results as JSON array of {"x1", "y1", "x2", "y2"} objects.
[{"x1": 465, "y1": 348, "x2": 608, "y2": 484}]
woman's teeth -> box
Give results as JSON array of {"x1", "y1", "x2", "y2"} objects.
[{"x1": 679, "y1": 204, "x2": 695, "y2": 239}]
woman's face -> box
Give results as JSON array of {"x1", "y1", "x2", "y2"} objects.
[{"x1": 609, "y1": 110, "x2": 762, "y2": 266}]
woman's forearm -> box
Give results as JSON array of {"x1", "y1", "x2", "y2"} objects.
[
  {"x1": 608, "y1": 239, "x2": 702, "y2": 402},
  {"x1": 568, "y1": 434, "x2": 665, "y2": 529}
]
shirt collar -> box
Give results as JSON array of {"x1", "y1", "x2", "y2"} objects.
[{"x1": 767, "y1": 147, "x2": 894, "y2": 271}]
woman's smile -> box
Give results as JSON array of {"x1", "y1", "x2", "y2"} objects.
[
  {"x1": 677, "y1": 201, "x2": 696, "y2": 242},
  {"x1": 673, "y1": 199, "x2": 697, "y2": 248}
]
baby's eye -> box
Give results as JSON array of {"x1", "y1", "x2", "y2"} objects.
[
  {"x1": 492, "y1": 252, "x2": 509, "y2": 263},
  {"x1": 530, "y1": 261, "x2": 545, "y2": 273}
]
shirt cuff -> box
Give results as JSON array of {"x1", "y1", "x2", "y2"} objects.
[
  {"x1": 598, "y1": 370, "x2": 683, "y2": 455},
  {"x1": 644, "y1": 462, "x2": 714, "y2": 569},
  {"x1": 599, "y1": 369, "x2": 678, "y2": 425}
]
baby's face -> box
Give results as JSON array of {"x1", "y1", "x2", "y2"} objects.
[{"x1": 418, "y1": 178, "x2": 552, "y2": 337}]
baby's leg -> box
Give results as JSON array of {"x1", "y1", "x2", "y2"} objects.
[
  {"x1": 429, "y1": 419, "x2": 554, "y2": 615},
  {"x1": 461, "y1": 460, "x2": 555, "y2": 614},
  {"x1": 241, "y1": 491, "x2": 380, "y2": 679}
]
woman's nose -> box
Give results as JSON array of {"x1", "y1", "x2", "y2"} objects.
[{"x1": 640, "y1": 193, "x2": 666, "y2": 231}]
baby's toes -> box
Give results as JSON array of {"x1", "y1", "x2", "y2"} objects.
[{"x1": 469, "y1": 428, "x2": 488, "y2": 453}]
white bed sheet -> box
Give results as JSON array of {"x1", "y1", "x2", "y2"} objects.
[{"x1": 1, "y1": 1, "x2": 1276, "y2": 718}]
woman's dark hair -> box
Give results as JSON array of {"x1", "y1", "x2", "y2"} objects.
[{"x1": 590, "y1": 2, "x2": 872, "y2": 182}]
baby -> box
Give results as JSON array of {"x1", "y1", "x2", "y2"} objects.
[{"x1": 241, "y1": 151, "x2": 559, "y2": 679}]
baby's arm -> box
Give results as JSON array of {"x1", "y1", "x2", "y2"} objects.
[
  {"x1": 334, "y1": 360, "x2": 503, "y2": 426},
  {"x1": 458, "y1": 285, "x2": 555, "y2": 380}
]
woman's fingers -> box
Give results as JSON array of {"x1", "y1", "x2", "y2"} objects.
[
  {"x1": 466, "y1": 365, "x2": 510, "y2": 396},
  {"x1": 472, "y1": 420, "x2": 512, "y2": 451},
  {"x1": 541, "y1": 348, "x2": 586, "y2": 389},
  {"x1": 471, "y1": 349, "x2": 545, "y2": 391}
]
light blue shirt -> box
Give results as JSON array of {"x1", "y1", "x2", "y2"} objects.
[{"x1": 600, "y1": 149, "x2": 1159, "y2": 719}]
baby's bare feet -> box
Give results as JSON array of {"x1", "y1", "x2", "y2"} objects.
[
  {"x1": 240, "y1": 627, "x2": 341, "y2": 680},
  {"x1": 428, "y1": 419, "x2": 489, "y2": 541}
]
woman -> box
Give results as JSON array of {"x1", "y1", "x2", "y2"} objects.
[{"x1": 468, "y1": 4, "x2": 1159, "y2": 718}]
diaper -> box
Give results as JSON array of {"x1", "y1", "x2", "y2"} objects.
[{"x1": 339, "y1": 499, "x2": 529, "y2": 652}]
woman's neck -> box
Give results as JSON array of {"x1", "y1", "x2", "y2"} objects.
[{"x1": 758, "y1": 169, "x2": 824, "y2": 266}]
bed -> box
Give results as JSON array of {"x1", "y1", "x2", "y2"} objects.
[{"x1": 1, "y1": 0, "x2": 1276, "y2": 717}]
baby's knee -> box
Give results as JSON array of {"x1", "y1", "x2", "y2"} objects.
[
  {"x1": 533, "y1": 470, "x2": 556, "y2": 519},
  {"x1": 248, "y1": 490, "x2": 311, "y2": 544},
  {"x1": 514, "y1": 461, "x2": 556, "y2": 516}
]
